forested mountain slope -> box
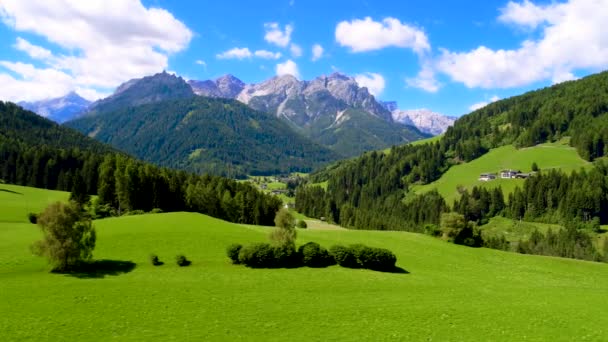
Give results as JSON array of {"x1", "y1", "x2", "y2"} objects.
[
  {"x1": 298, "y1": 71, "x2": 608, "y2": 232},
  {"x1": 67, "y1": 96, "x2": 339, "y2": 178},
  {"x1": 0, "y1": 102, "x2": 282, "y2": 226},
  {"x1": 0, "y1": 101, "x2": 112, "y2": 153}
]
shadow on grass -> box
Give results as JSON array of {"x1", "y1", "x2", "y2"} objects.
[
  {"x1": 380, "y1": 266, "x2": 409, "y2": 274},
  {"x1": 57, "y1": 260, "x2": 137, "y2": 279},
  {"x1": 0, "y1": 188, "x2": 23, "y2": 195}
]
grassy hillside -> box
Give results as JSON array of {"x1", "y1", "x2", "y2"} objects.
[
  {"x1": 413, "y1": 139, "x2": 590, "y2": 204},
  {"x1": 2, "y1": 207, "x2": 608, "y2": 340},
  {"x1": 0, "y1": 184, "x2": 69, "y2": 223}
]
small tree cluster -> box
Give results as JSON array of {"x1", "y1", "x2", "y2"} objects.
[
  {"x1": 440, "y1": 212, "x2": 483, "y2": 247},
  {"x1": 237, "y1": 243, "x2": 299, "y2": 268},
  {"x1": 150, "y1": 254, "x2": 163, "y2": 266}
]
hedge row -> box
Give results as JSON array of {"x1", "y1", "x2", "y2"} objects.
[{"x1": 227, "y1": 242, "x2": 396, "y2": 271}]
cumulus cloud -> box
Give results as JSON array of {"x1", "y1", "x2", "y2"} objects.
[
  {"x1": 355, "y1": 72, "x2": 385, "y2": 96},
  {"x1": 0, "y1": 0, "x2": 193, "y2": 101},
  {"x1": 14, "y1": 37, "x2": 52, "y2": 60},
  {"x1": 311, "y1": 44, "x2": 323, "y2": 61},
  {"x1": 335, "y1": 17, "x2": 430, "y2": 54},
  {"x1": 217, "y1": 47, "x2": 282, "y2": 60},
  {"x1": 406, "y1": 62, "x2": 440, "y2": 92},
  {"x1": 264, "y1": 22, "x2": 293, "y2": 47},
  {"x1": 216, "y1": 47, "x2": 252, "y2": 60},
  {"x1": 290, "y1": 43, "x2": 303, "y2": 58},
  {"x1": 254, "y1": 50, "x2": 282, "y2": 59},
  {"x1": 469, "y1": 95, "x2": 501, "y2": 111},
  {"x1": 195, "y1": 59, "x2": 206, "y2": 66},
  {"x1": 276, "y1": 59, "x2": 300, "y2": 78},
  {"x1": 436, "y1": 0, "x2": 608, "y2": 89}
]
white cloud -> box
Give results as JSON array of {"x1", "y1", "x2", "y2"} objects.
[
  {"x1": 217, "y1": 48, "x2": 282, "y2": 60},
  {"x1": 290, "y1": 43, "x2": 302, "y2": 58},
  {"x1": 355, "y1": 72, "x2": 385, "y2": 97},
  {"x1": 436, "y1": 0, "x2": 608, "y2": 89},
  {"x1": 0, "y1": 0, "x2": 192, "y2": 101},
  {"x1": 335, "y1": 17, "x2": 430, "y2": 54},
  {"x1": 264, "y1": 22, "x2": 293, "y2": 47},
  {"x1": 276, "y1": 59, "x2": 300, "y2": 79},
  {"x1": 254, "y1": 50, "x2": 282, "y2": 59},
  {"x1": 195, "y1": 60, "x2": 206, "y2": 66},
  {"x1": 311, "y1": 44, "x2": 323, "y2": 61},
  {"x1": 216, "y1": 47, "x2": 252, "y2": 60},
  {"x1": 14, "y1": 37, "x2": 52, "y2": 60},
  {"x1": 469, "y1": 95, "x2": 500, "y2": 111},
  {"x1": 406, "y1": 61, "x2": 440, "y2": 92}
]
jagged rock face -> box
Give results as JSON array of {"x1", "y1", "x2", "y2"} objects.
[
  {"x1": 19, "y1": 91, "x2": 91, "y2": 123},
  {"x1": 234, "y1": 72, "x2": 392, "y2": 125},
  {"x1": 189, "y1": 74, "x2": 245, "y2": 98},
  {"x1": 391, "y1": 109, "x2": 456, "y2": 136}
]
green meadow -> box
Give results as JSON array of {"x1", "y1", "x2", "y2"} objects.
[
  {"x1": 413, "y1": 140, "x2": 590, "y2": 204},
  {"x1": 1, "y1": 186, "x2": 608, "y2": 341},
  {"x1": 0, "y1": 184, "x2": 69, "y2": 223}
]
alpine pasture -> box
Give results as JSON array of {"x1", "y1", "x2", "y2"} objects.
[{"x1": 1, "y1": 186, "x2": 608, "y2": 341}]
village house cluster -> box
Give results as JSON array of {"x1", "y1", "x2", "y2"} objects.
[{"x1": 478, "y1": 169, "x2": 535, "y2": 182}]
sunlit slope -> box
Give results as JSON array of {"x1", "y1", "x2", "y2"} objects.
[
  {"x1": 414, "y1": 140, "x2": 590, "y2": 204},
  {"x1": 1, "y1": 211, "x2": 607, "y2": 341}
]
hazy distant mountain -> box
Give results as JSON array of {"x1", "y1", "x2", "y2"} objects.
[
  {"x1": 19, "y1": 92, "x2": 91, "y2": 123},
  {"x1": 188, "y1": 72, "x2": 427, "y2": 156},
  {"x1": 379, "y1": 101, "x2": 456, "y2": 136}
]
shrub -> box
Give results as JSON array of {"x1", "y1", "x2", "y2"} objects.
[
  {"x1": 273, "y1": 244, "x2": 300, "y2": 268},
  {"x1": 27, "y1": 212, "x2": 38, "y2": 224},
  {"x1": 238, "y1": 243, "x2": 276, "y2": 268},
  {"x1": 298, "y1": 242, "x2": 334, "y2": 267},
  {"x1": 358, "y1": 247, "x2": 397, "y2": 271},
  {"x1": 330, "y1": 244, "x2": 397, "y2": 271},
  {"x1": 176, "y1": 254, "x2": 191, "y2": 267},
  {"x1": 149, "y1": 208, "x2": 164, "y2": 214},
  {"x1": 124, "y1": 210, "x2": 145, "y2": 216},
  {"x1": 329, "y1": 245, "x2": 359, "y2": 268},
  {"x1": 226, "y1": 244, "x2": 243, "y2": 264},
  {"x1": 150, "y1": 254, "x2": 163, "y2": 266},
  {"x1": 296, "y1": 220, "x2": 307, "y2": 228}
]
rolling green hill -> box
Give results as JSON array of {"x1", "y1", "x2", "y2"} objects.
[
  {"x1": 68, "y1": 96, "x2": 339, "y2": 178},
  {"x1": 413, "y1": 139, "x2": 591, "y2": 204},
  {"x1": 1, "y1": 209, "x2": 608, "y2": 340},
  {"x1": 0, "y1": 184, "x2": 69, "y2": 223}
]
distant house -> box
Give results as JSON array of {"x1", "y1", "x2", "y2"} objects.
[
  {"x1": 271, "y1": 189, "x2": 288, "y2": 195},
  {"x1": 260, "y1": 184, "x2": 268, "y2": 190},
  {"x1": 283, "y1": 203, "x2": 295, "y2": 209},
  {"x1": 478, "y1": 173, "x2": 497, "y2": 181},
  {"x1": 500, "y1": 169, "x2": 521, "y2": 179},
  {"x1": 514, "y1": 172, "x2": 536, "y2": 179}
]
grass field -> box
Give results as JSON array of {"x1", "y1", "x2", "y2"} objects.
[
  {"x1": 0, "y1": 184, "x2": 69, "y2": 223},
  {"x1": 2, "y1": 187, "x2": 608, "y2": 340},
  {"x1": 413, "y1": 140, "x2": 590, "y2": 204}
]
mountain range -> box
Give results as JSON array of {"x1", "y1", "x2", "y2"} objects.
[{"x1": 18, "y1": 70, "x2": 457, "y2": 176}]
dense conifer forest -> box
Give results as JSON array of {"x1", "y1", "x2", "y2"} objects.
[{"x1": 0, "y1": 102, "x2": 281, "y2": 225}]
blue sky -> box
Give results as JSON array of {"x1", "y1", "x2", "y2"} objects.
[{"x1": 1, "y1": 0, "x2": 607, "y2": 116}]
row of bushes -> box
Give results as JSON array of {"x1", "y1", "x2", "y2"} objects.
[{"x1": 227, "y1": 242, "x2": 397, "y2": 271}]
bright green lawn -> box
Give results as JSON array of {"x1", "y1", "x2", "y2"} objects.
[
  {"x1": 0, "y1": 184, "x2": 69, "y2": 223},
  {"x1": 2, "y1": 210, "x2": 608, "y2": 341},
  {"x1": 414, "y1": 140, "x2": 590, "y2": 204},
  {"x1": 480, "y1": 216, "x2": 562, "y2": 242}
]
